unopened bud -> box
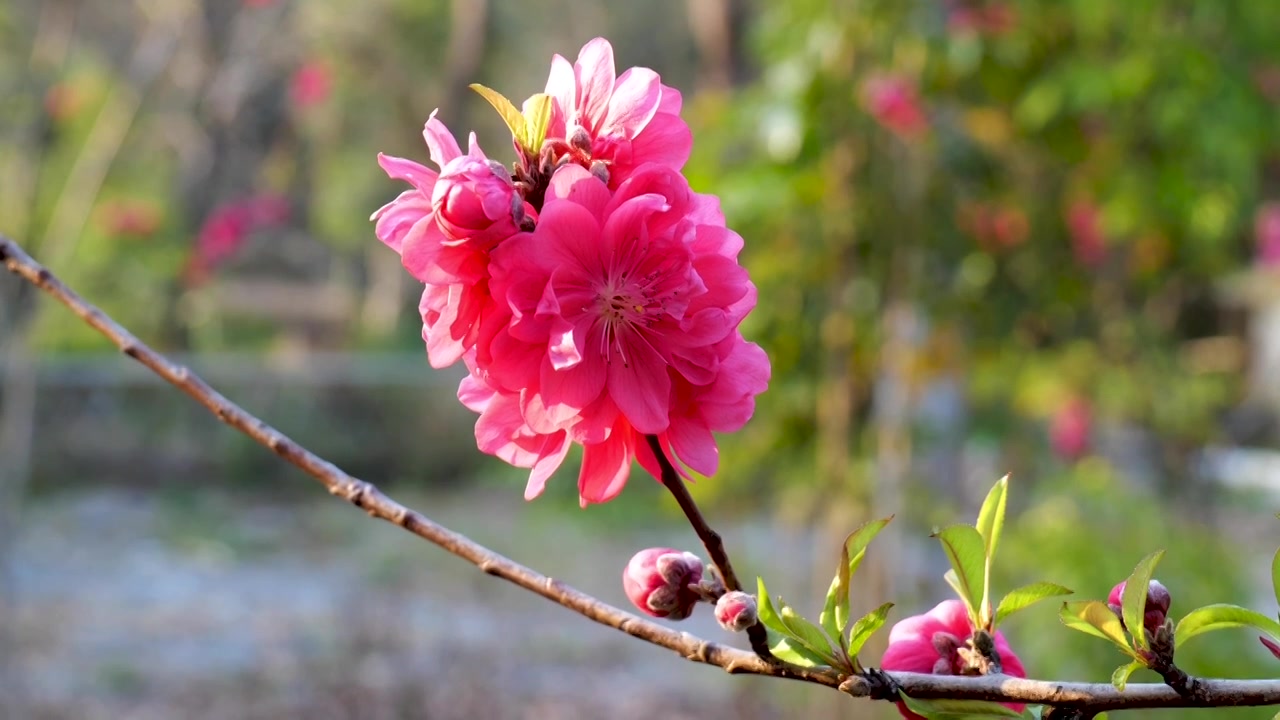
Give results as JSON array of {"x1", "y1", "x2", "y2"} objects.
[
  {"x1": 714, "y1": 591, "x2": 758, "y2": 632},
  {"x1": 623, "y1": 548, "x2": 704, "y2": 620},
  {"x1": 1107, "y1": 579, "x2": 1172, "y2": 634}
]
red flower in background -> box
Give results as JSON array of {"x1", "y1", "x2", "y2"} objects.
[
  {"x1": 1066, "y1": 200, "x2": 1107, "y2": 268},
  {"x1": 290, "y1": 60, "x2": 332, "y2": 109},
  {"x1": 958, "y1": 201, "x2": 1028, "y2": 252},
  {"x1": 946, "y1": 1, "x2": 1017, "y2": 37},
  {"x1": 1050, "y1": 396, "x2": 1091, "y2": 462},
  {"x1": 1255, "y1": 202, "x2": 1280, "y2": 269},
  {"x1": 185, "y1": 195, "x2": 290, "y2": 286},
  {"x1": 861, "y1": 73, "x2": 929, "y2": 140}
]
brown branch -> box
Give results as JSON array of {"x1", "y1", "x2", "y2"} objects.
[
  {"x1": 6, "y1": 232, "x2": 1280, "y2": 714},
  {"x1": 644, "y1": 434, "x2": 773, "y2": 659}
]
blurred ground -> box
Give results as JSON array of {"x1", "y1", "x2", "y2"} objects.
[{"x1": 4, "y1": 486, "x2": 827, "y2": 720}]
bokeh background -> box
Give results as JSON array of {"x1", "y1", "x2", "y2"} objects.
[{"x1": 2, "y1": 0, "x2": 1280, "y2": 718}]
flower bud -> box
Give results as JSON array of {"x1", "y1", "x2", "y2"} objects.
[
  {"x1": 623, "y1": 548, "x2": 704, "y2": 620},
  {"x1": 714, "y1": 591, "x2": 758, "y2": 632},
  {"x1": 1260, "y1": 635, "x2": 1280, "y2": 661},
  {"x1": 1107, "y1": 579, "x2": 1172, "y2": 633},
  {"x1": 432, "y1": 155, "x2": 522, "y2": 246}
]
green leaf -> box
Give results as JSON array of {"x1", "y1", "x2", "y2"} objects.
[
  {"x1": 847, "y1": 602, "x2": 894, "y2": 656},
  {"x1": 975, "y1": 474, "x2": 1009, "y2": 560},
  {"x1": 935, "y1": 524, "x2": 987, "y2": 625},
  {"x1": 779, "y1": 604, "x2": 840, "y2": 664},
  {"x1": 994, "y1": 582, "x2": 1074, "y2": 627},
  {"x1": 898, "y1": 693, "x2": 1022, "y2": 718},
  {"x1": 1111, "y1": 660, "x2": 1144, "y2": 691},
  {"x1": 1060, "y1": 600, "x2": 1135, "y2": 655},
  {"x1": 767, "y1": 631, "x2": 832, "y2": 668},
  {"x1": 820, "y1": 516, "x2": 892, "y2": 643},
  {"x1": 1272, "y1": 547, "x2": 1280, "y2": 609},
  {"x1": 470, "y1": 84, "x2": 527, "y2": 147},
  {"x1": 1122, "y1": 550, "x2": 1165, "y2": 650},
  {"x1": 519, "y1": 93, "x2": 554, "y2": 154},
  {"x1": 1175, "y1": 603, "x2": 1280, "y2": 647},
  {"x1": 756, "y1": 577, "x2": 790, "y2": 637}
]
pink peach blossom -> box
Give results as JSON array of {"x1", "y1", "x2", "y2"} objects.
[
  {"x1": 541, "y1": 37, "x2": 692, "y2": 187},
  {"x1": 881, "y1": 599, "x2": 1026, "y2": 720},
  {"x1": 622, "y1": 548, "x2": 704, "y2": 620},
  {"x1": 1049, "y1": 396, "x2": 1091, "y2": 462},
  {"x1": 469, "y1": 164, "x2": 768, "y2": 504},
  {"x1": 1066, "y1": 200, "x2": 1107, "y2": 268},
  {"x1": 372, "y1": 112, "x2": 528, "y2": 367}
]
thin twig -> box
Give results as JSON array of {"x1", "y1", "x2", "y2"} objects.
[
  {"x1": 644, "y1": 434, "x2": 773, "y2": 659},
  {"x1": 6, "y1": 233, "x2": 1280, "y2": 713}
]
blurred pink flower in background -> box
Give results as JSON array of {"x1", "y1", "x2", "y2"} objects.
[
  {"x1": 1066, "y1": 199, "x2": 1107, "y2": 268},
  {"x1": 958, "y1": 201, "x2": 1028, "y2": 252},
  {"x1": 946, "y1": 1, "x2": 1017, "y2": 37},
  {"x1": 1050, "y1": 396, "x2": 1092, "y2": 461},
  {"x1": 185, "y1": 194, "x2": 290, "y2": 285},
  {"x1": 861, "y1": 73, "x2": 929, "y2": 140},
  {"x1": 881, "y1": 599, "x2": 1026, "y2": 719},
  {"x1": 290, "y1": 60, "x2": 331, "y2": 109},
  {"x1": 97, "y1": 198, "x2": 162, "y2": 239},
  {"x1": 1255, "y1": 202, "x2": 1280, "y2": 268}
]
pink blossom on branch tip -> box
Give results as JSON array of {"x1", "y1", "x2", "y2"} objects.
[{"x1": 881, "y1": 599, "x2": 1026, "y2": 720}]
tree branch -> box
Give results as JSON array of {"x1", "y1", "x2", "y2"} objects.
[
  {"x1": 644, "y1": 434, "x2": 773, "y2": 659},
  {"x1": 5, "y1": 233, "x2": 1280, "y2": 714}
]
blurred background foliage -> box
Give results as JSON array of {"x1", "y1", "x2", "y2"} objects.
[{"x1": 2, "y1": 0, "x2": 1280, "y2": 718}]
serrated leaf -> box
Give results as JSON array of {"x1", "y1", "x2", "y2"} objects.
[
  {"x1": 935, "y1": 524, "x2": 987, "y2": 625},
  {"x1": 847, "y1": 602, "x2": 894, "y2": 656},
  {"x1": 976, "y1": 474, "x2": 1009, "y2": 560},
  {"x1": 519, "y1": 93, "x2": 553, "y2": 154},
  {"x1": 1175, "y1": 603, "x2": 1280, "y2": 647},
  {"x1": 1272, "y1": 547, "x2": 1280, "y2": 609},
  {"x1": 898, "y1": 692, "x2": 1022, "y2": 718},
  {"x1": 767, "y1": 631, "x2": 831, "y2": 668},
  {"x1": 1111, "y1": 660, "x2": 1143, "y2": 691},
  {"x1": 994, "y1": 582, "x2": 1073, "y2": 627},
  {"x1": 470, "y1": 84, "x2": 527, "y2": 146},
  {"x1": 779, "y1": 605, "x2": 840, "y2": 664},
  {"x1": 1122, "y1": 550, "x2": 1165, "y2": 650},
  {"x1": 821, "y1": 516, "x2": 892, "y2": 643},
  {"x1": 1060, "y1": 600, "x2": 1135, "y2": 655}
]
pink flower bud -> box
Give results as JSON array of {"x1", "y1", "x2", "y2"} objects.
[
  {"x1": 623, "y1": 548, "x2": 704, "y2": 620},
  {"x1": 1260, "y1": 635, "x2": 1280, "y2": 661},
  {"x1": 1107, "y1": 579, "x2": 1171, "y2": 633},
  {"x1": 431, "y1": 154, "x2": 522, "y2": 246},
  {"x1": 714, "y1": 591, "x2": 758, "y2": 632}
]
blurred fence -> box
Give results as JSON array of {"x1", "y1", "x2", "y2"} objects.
[{"x1": 1, "y1": 352, "x2": 479, "y2": 492}]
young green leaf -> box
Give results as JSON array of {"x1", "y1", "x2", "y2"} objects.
[
  {"x1": 1060, "y1": 601, "x2": 1134, "y2": 655},
  {"x1": 1175, "y1": 603, "x2": 1280, "y2": 647},
  {"x1": 767, "y1": 631, "x2": 833, "y2": 668},
  {"x1": 1111, "y1": 660, "x2": 1144, "y2": 691},
  {"x1": 975, "y1": 474, "x2": 1009, "y2": 560},
  {"x1": 1272, "y1": 547, "x2": 1280, "y2": 609},
  {"x1": 1121, "y1": 550, "x2": 1165, "y2": 650},
  {"x1": 780, "y1": 605, "x2": 840, "y2": 665},
  {"x1": 520, "y1": 93, "x2": 554, "y2": 155},
  {"x1": 994, "y1": 582, "x2": 1073, "y2": 627},
  {"x1": 470, "y1": 84, "x2": 527, "y2": 146},
  {"x1": 756, "y1": 577, "x2": 790, "y2": 637},
  {"x1": 898, "y1": 693, "x2": 1023, "y2": 718},
  {"x1": 935, "y1": 524, "x2": 987, "y2": 624},
  {"x1": 820, "y1": 516, "x2": 892, "y2": 644},
  {"x1": 847, "y1": 602, "x2": 895, "y2": 656}
]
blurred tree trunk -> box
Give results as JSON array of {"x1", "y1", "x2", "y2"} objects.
[{"x1": 686, "y1": 0, "x2": 749, "y2": 90}]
